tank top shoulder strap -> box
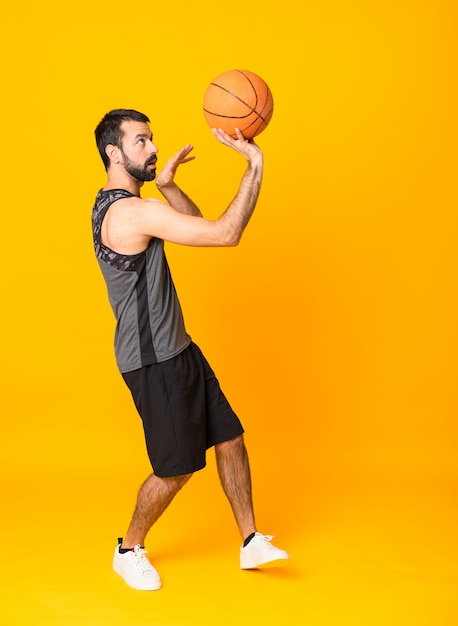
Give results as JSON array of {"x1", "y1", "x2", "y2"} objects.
[
  {"x1": 92, "y1": 188, "x2": 137, "y2": 259},
  {"x1": 92, "y1": 188, "x2": 136, "y2": 241}
]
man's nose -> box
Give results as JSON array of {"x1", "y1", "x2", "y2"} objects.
[{"x1": 147, "y1": 140, "x2": 158, "y2": 153}]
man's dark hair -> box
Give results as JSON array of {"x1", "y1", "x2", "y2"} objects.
[{"x1": 95, "y1": 109, "x2": 150, "y2": 171}]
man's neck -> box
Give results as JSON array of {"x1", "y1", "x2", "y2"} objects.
[{"x1": 103, "y1": 170, "x2": 144, "y2": 196}]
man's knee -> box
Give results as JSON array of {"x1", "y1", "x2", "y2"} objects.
[
  {"x1": 172, "y1": 472, "x2": 193, "y2": 489},
  {"x1": 156, "y1": 472, "x2": 193, "y2": 491},
  {"x1": 215, "y1": 434, "x2": 246, "y2": 454}
]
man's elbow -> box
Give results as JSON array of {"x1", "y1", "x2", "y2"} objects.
[
  {"x1": 214, "y1": 223, "x2": 241, "y2": 247},
  {"x1": 220, "y1": 231, "x2": 241, "y2": 247}
]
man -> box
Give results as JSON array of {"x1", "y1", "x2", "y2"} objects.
[{"x1": 92, "y1": 109, "x2": 288, "y2": 591}]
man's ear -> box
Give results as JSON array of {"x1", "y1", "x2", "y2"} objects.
[{"x1": 105, "y1": 144, "x2": 121, "y2": 165}]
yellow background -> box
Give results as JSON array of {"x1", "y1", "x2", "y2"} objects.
[{"x1": 1, "y1": 0, "x2": 457, "y2": 624}]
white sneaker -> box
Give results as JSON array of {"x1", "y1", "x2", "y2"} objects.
[
  {"x1": 240, "y1": 533, "x2": 289, "y2": 569},
  {"x1": 113, "y1": 541, "x2": 162, "y2": 591}
]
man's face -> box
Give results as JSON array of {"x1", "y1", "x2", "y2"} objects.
[{"x1": 118, "y1": 120, "x2": 158, "y2": 182}]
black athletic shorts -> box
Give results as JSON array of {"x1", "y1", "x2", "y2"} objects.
[{"x1": 122, "y1": 342, "x2": 244, "y2": 477}]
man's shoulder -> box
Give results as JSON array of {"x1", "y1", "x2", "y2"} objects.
[{"x1": 109, "y1": 195, "x2": 166, "y2": 217}]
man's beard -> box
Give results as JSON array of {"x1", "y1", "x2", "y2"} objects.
[{"x1": 121, "y1": 150, "x2": 157, "y2": 182}]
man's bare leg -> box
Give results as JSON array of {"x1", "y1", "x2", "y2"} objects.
[
  {"x1": 215, "y1": 434, "x2": 289, "y2": 569},
  {"x1": 215, "y1": 435, "x2": 256, "y2": 541},
  {"x1": 122, "y1": 472, "x2": 193, "y2": 548}
]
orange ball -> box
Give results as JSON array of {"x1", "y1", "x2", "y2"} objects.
[{"x1": 203, "y1": 69, "x2": 274, "y2": 139}]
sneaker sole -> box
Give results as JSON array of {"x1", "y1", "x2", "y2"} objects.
[{"x1": 241, "y1": 557, "x2": 289, "y2": 570}]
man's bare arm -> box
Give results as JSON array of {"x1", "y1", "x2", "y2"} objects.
[
  {"x1": 136, "y1": 129, "x2": 263, "y2": 247},
  {"x1": 155, "y1": 144, "x2": 202, "y2": 216}
]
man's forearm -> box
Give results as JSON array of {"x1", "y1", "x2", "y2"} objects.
[
  {"x1": 215, "y1": 159, "x2": 263, "y2": 246},
  {"x1": 157, "y1": 182, "x2": 202, "y2": 216}
]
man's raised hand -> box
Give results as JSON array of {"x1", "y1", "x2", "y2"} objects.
[
  {"x1": 211, "y1": 128, "x2": 263, "y2": 165},
  {"x1": 156, "y1": 144, "x2": 195, "y2": 189}
]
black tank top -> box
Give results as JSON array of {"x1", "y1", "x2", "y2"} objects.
[{"x1": 92, "y1": 189, "x2": 191, "y2": 372}]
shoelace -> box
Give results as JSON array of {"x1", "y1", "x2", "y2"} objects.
[
  {"x1": 131, "y1": 545, "x2": 153, "y2": 573},
  {"x1": 257, "y1": 534, "x2": 279, "y2": 551}
]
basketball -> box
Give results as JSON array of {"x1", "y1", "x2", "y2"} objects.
[{"x1": 203, "y1": 70, "x2": 274, "y2": 139}]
